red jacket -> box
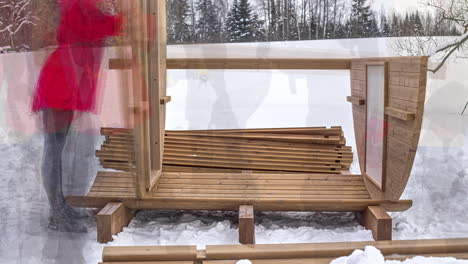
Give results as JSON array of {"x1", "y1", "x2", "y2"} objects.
[{"x1": 32, "y1": 0, "x2": 123, "y2": 112}]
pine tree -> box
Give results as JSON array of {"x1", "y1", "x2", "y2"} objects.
[
  {"x1": 390, "y1": 13, "x2": 401, "y2": 37},
  {"x1": 167, "y1": 0, "x2": 192, "y2": 43},
  {"x1": 381, "y1": 15, "x2": 391, "y2": 37},
  {"x1": 412, "y1": 12, "x2": 424, "y2": 36},
  {"x1": 195, "y1": 0, "x2": 223, "y2": 42},
  {"x1": 225, "y1": 0, "x2": 261, "y2": 42},
  {"x1": 349, "y1": 0, "x2": 377, "y2": 38}
]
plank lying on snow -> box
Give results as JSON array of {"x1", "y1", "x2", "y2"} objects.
[{"x1": 101, "y1": 238, "x2": 468, "y2": 262}]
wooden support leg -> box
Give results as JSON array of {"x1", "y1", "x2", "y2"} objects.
[
  {"x1": 239, "y1": 205, "x2": 255, "y2": 244},
  {"x1": 357, "y1": 206, "x2": 392, "y2": 241},
  {"x1": 97, "y1": 202, "x2": 135, "y2": 243}
]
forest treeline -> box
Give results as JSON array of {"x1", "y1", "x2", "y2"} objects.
[
  {"x1": 168, "y1": 0, "x2": 462, "y2": 43},
  {"x1": 0, "y1": 0, "x2": 462, "y2": 51}
]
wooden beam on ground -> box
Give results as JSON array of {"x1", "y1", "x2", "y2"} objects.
[
  {"x1": 103, "y1": 245, "x2": 198, "y2": 262},
  {"x1": 357, "y1": 206, "x2": 392, "y2": 241},
  {"x1": 101, "y1": 238, "x2": 468, "y2": 262},
  {"x1": 97, "y1": 202, "x2": 136, "y2": 243},
  {"x1": 346, "y1": 96, "x2": 365, "y2": 105},
  {"x1": 239, "y1": 205, "x2": 255, "y2": 244},
  {"x1": 66, "y1": 196, "x2": 412, "y2": 212},
  {"x1": 385, "y1": 107, "x2": 415, "y2": 121}
]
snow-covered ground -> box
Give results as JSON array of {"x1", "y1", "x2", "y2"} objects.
[{"x1": 0, "y1": 38, "x2": 468, "y2": 264}]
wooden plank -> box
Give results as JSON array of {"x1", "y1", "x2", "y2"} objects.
[
  {"x1": 166, "y1": 142, "x2": 353, "y2": 158},
  {"x1": 156, "y1": 183, "x2": 368, "y2": 191},
  {"x1": 204, "y1": 238, "x2": 468, "y2": 260},
  {"x1": 160, "y1": 172, "x2": 362, "y2": 181},
  {"x1": 110, "y1": 58, "x2": 352, "y2": 70},
  {"x1": 165, "y1": 133, "x2": 343, "y2": 145},
  {"x1": 239, "y1": 205, "x2": 255, "y2": 244},
  {"x1": 156, "y1": 178, "x2": 364, "y2": 187},
  {"x1": 154, "y1": 188, "x2": 369, "y2": 196},
  {"x1": 166, "y1": 127, "x2": 343, "y2": 136},
  {"x1": 385, "y1": 107, "x2": 415, "y2": 121},
  {"x1": 163, "y1": 153, "x2": 350, "y2": 168},
  {"x1": 162, "y1": 158, "x2": 342, "y2": 173},
  {"x1": 101, "y1": 238, "x2": 468, "y2": 263},
  {"x1": 103, "y1": 245, "x2": 198, "y2": 262},
  {"x1": 357, "y1": 206, "x2": 392, "y2": 241},
  {"x1": 97, "y1": 202, "x2": 136, "y2": 243},
  {"x1": 160, "y1": 96, "x2": 172, "y2": 105},
  {"x1": 166, "y1": 58, "x2": 352, "y2": 70},
  {"x1": 163, "y1": 148, "x2": 353, "y2": 164},
  {"x1": 67, "y1": 196, "x2": 413, "y2": 212},
  {"x1": 346, "y1": 96, "x2": 365, "y2": 105}
]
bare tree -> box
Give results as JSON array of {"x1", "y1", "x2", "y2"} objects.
[
  {"x1": 393, "y1": 0, "x2": 467, "y2": 73},
  {"x1": 0, "y1": 0, "x2": 38, "y2": 50}
]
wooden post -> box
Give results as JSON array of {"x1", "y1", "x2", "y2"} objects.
[
  {"x1": 357, "y1": 206, "x2": 392, "y2": 241},
  {"x1": 97, "y1": 202, "x2": 136, "y2": 243},
  {"x1": 239, "y1": 205, "x2": 255, "y2": 244}
]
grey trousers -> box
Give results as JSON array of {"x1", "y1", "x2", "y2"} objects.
[{"x1": 41, "y1": 109, "x2": 73, "y2": 211}]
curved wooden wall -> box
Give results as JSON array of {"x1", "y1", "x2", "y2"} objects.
[{"x1": 350, "y1": 57, "x2": 428, "y2": 200}]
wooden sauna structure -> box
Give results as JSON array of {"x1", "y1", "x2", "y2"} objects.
[{"x1": 66, "y1": 0, "x2": 428, "y2": 243}]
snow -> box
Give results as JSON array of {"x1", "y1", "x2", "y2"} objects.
[
  {"x1": 1, "y1": 37, "x2": 468, "y2": 264},
  {"x1": 331, "y1": 246, "x2": 468, "y2": 264}
]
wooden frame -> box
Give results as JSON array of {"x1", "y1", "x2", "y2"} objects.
[
  {"x1": 349, "y1": 57, "x2": 428, "y2": 200},
  {"x1": 363, "y1": 61, "x2": 388, "y2": 191},
  {"x1": 64, "y1": 0, "x2": 428, "y2": 244}
]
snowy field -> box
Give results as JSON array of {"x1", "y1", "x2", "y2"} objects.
[{"x1": 0, "y1": 38, "x2": 468, "y2": 264}]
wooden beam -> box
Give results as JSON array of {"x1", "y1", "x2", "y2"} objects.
[
  {"x1": 357, "y1": 206, "x2": 392, "y2": 241},
  {"x1": 167, "y1": 58, "x2": 351, "y2": 70},
  {"x1": 101, "y1": 238, "x2": 468, "y2": 262},
  {"x1": 97, "y1": 202, "x2": 136, "y2": 243},
  {"x1": 103, "y1": 245, "x2": 198, "y2": 262},
  {"x1": 108, "y1": 58, "x2": 131, "y2": 70},
  {"x1": 109, "y1": 58, "x2": 351, "y2": 70},
  {"x1": 385, "y1": 107, "x2": 415, "y2": 121},
  {"x1": 66, "y1": 196, "x2": 412, "y2": 212},
  {"x1": 346, "y1": 96, "x2": 365, "y2": 105},
  {"x1": 239, "y1": 205, "x2": 255, "y2": 244},
  {"x1": 160, "y1": 96, "x2": 172, "y2": 105}
]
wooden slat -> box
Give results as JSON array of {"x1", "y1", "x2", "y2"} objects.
[
  {"x1": 346, "y1": 96, "x2": 365, "y2": 105},
  {"x1": 165, "y1": 132, "x2": 343, "y2": 145},
  {"x1": 166, "y1": 58, "x2": 352, "y2": 70},
  {"x1": 164, "y1": 141, "x2": 352, "y2": 156},
  {"x1": 166, "y1": 127, "x2": 343, "y2": 136},
  {"x1": 385, "y1": 107, "x2": 415, "y2": 121},
  {"x1": 154, "y1": 188, "x2": 369, "y2": 196},
  {"x1": 109, "y1": 58, "x2": 352, "y2": 70},
  {"x1": 163, "y1": 148, "x2": 352, "y2": 164},
  {"x1": 162, "y1": 158, "x2": 342, "y2": 173},
  {"x1": 67, "y1": 196, "x2": 413, "y2": 212},
  {"x1": 160, "y1": 172, "x2": 361, "y2": 180},
  {"x1": 156, "y1": 184, "x2": 368, "y2": 191}
]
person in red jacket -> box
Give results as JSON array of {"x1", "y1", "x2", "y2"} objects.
[{"x1": 32, "y1": 0, "x2": 124, "y2": 232}]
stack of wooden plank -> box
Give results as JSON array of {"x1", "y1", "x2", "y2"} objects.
[{"x1": 98, "y1": 126, "x2": 353, "y2": 174}]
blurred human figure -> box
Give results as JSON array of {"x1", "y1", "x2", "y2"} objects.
[{"x1": 32, "y1": 0, "x2": 124, "y2": 232}]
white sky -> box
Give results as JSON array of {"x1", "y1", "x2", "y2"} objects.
[{"x1": 371, "y1": 0, "x2": 427, "y2": 14}]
